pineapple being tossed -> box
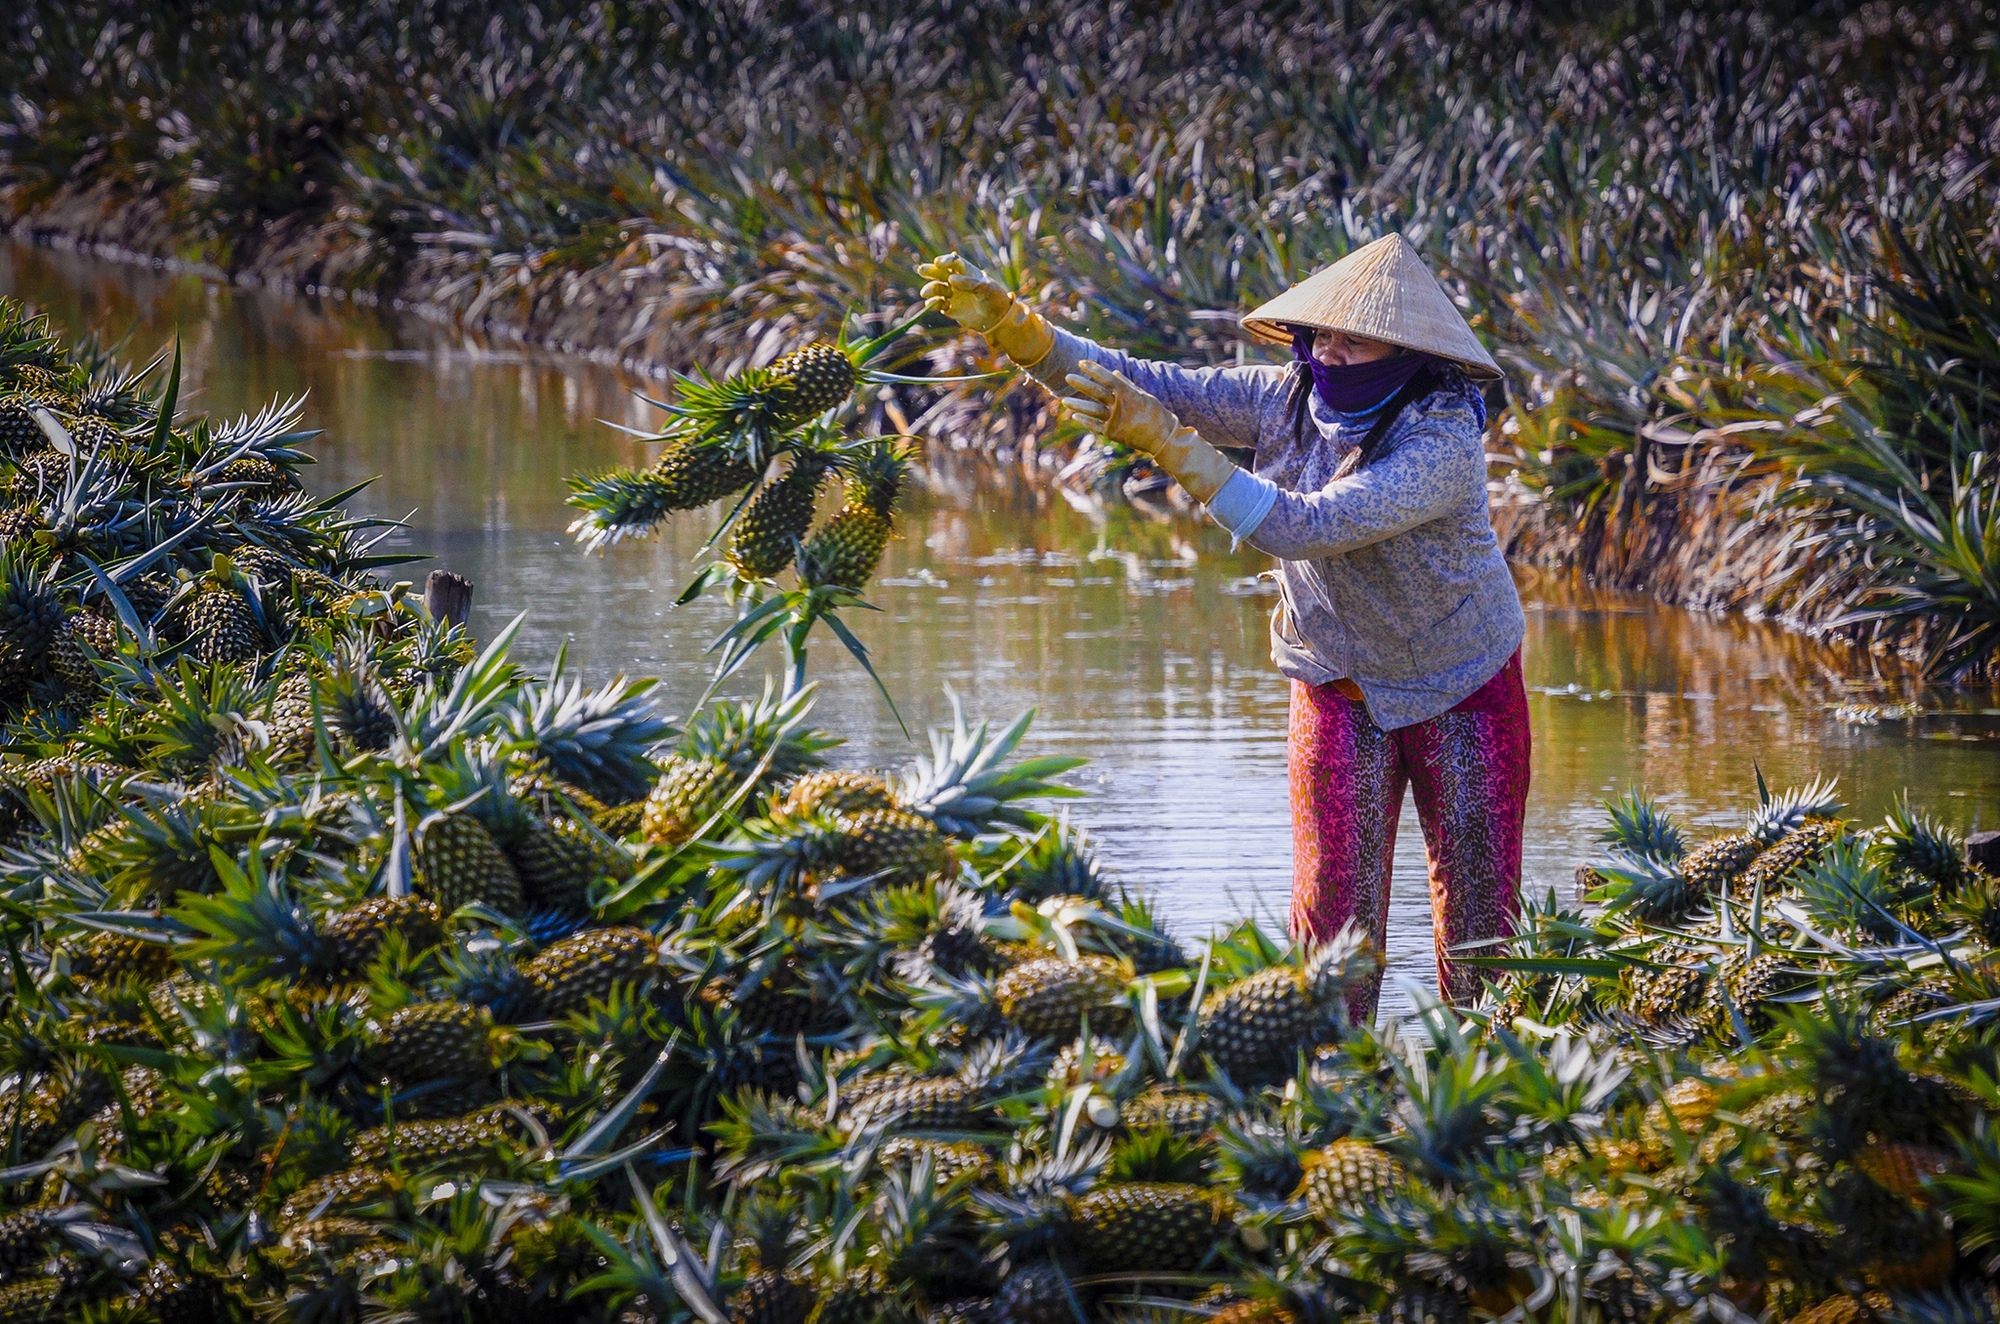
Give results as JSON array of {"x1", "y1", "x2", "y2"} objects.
[{"x1": 566, "y1": 310, "x2": 932, "y2": 551}]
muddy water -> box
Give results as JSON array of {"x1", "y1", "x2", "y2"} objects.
[{"x1": 7, "y1": 241, "x2": 1997, "y2": 1008}]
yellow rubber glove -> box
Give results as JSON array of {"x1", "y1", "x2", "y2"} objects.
[
  {"x1": 916, "y1": 252, "x2": 1055, "y2": 368},
  {"x1": 1060, "y1": 360, "x2": 1237, "y2": 505}
]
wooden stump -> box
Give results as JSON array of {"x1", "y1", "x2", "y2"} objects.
[
  {"x1": 1968, "y1": 830, "x2": 2000, "y2": 876},
  {"x1": 424, "y1": 570, "x2": 474, "y2": 630}
]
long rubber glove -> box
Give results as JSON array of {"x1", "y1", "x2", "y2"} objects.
[
  {"x1": 1060, "y1": 360, "x2": 1237, "y2": 505},
  {"x1": 916, "y1": 253, "x2": 1055, "y2": 368}
]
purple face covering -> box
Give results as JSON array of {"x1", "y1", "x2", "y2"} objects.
[{"x1": 1291, "y1": 328, "x2": 1435, "y2": 414}]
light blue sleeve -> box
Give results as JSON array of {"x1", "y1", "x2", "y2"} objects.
[
  {"x1": 1204, "y1": 468, "x2": 1279, "y2": 542},
  {"x1": 1024, "y1": 326, "x2": 1284, "y2": 453}
]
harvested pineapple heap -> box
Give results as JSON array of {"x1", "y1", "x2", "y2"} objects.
[{"x1": 2, "y1": 302, "x2": 1999, "y2": 1323}]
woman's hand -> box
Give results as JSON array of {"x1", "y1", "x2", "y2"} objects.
[
  {"x1": 916, "y1": 253, "x2": 1055, "y2": 366},
  {"x1": 1062, "y1": 360, "x2": 1236, "y2": 504},
  {"x1": 916, "y1": 253, "x2": 1014, "y2": 332},
  {"x1": 1060, "y1": 361, "x2": 1181, "y2": 456}
]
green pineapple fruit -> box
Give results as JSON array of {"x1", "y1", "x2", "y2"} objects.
[
  {"x1": 215, "y1": 455, "x2": 283, "y2": 490},
  {"x1": 833, "y1": 808, "x2": 949, "y2": 884},
  {"x1": 413, "y1": 812, "x2": 524, "y2": 915},
  {"x1": 780, "y1": 769, "x2": 897, "y2": 818},
  {"x1": 278, "y1": 1166, "x2": 400, "y2": 1229},
  {"x1": 1676, "y1": 834, "x2": 1763, "y2": 900},
  {"x1": 132, "y1": 1261, "x2": 219, "y2": 1324},
  {"x1": 48, "y1": 611, "x2": 117, "y2": 693},
  {"x1": 878, "y1": 1137, "x2": 994, "y2": 1184},
  {"x1": 321, "y1": 637, "x2": 399, "y2": 751},
  {"x1": 805, "y1": 1269, "x2": 892, "y2": 1324},
  {"x1": 182, "y1": 561, "x2": 262, "y2": 665},
  {"x1": 1617, "y1": 944, "x2": 1707, "y2": 1027},
  {"x1": 728, "y1": 451, "x2": 834, "y2": 579},
  {"x1": 802, "y1": 441, "x2": 910, "y2": 590},
  {"x1": 991, "y1": 1262, "x2": 1072, "y2": 1324},
  {"x1": 844, "y1": 1074, "x2": 982, "y2": 1132},
  {"x1": 364, "y1": 1001, "x2": 493, "y2": 1084},
  {"x1": 1734, "y1": 817, "x2": 1844, "y2": 896},
  {"x1": 323, "y1": 896, "x2": 445, "y2": 977},
  {"x1": 564, "y1": 438, "x2": 763, "y2": 549},
  {"x1": 1298, "y1": 1139, "x2": 1408, "y2": 1224},
  {"x1": 641, "y1": 686, "x2": 835, "y2": 845},
  {"x1": 769, "y1": 343, "x2": 859, "y2": 425},
  {"x1": 0, "y1": 1276, "x2": 66, "y2": 1322},
  {"x1": 509, "y1": 813, "x2": 631, "y2": 911},
  {"x1": 348, "y1": 1102, "x2": 543, "y2": 1169},
  {"x1": 730, "y1": 1198, "x2": 815, "y2": 1324},
  {"x1": 1071, "y1": 1182, "x2": 1232, "y2": 1273},
  {"x1": 1196, "y1": 935, "x2": 1376, "y2": 1084},
  {"x1": 994, "y1": 956, "x2": 1127, "y2": 1039},
  {"x1": 66, "y1": 931, "x2": 176, "y2": 984},
  {"x1": 0, "y1": 548, "x2": 60, "y2": 693},
  {"x1": 0, "y1": 1210, "x2": 55, "y2": 1278},
  {"x1": 1120, "y1": 1086, "x2": 1225, "y2": 1139},
  {"x1": 522, "y1": 926, "x2": 659, "y2": 1021}
]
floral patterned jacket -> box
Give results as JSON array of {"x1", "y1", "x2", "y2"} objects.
[{"x1": 1027, "y1": 327, "x2": 1524, "y2": 730}]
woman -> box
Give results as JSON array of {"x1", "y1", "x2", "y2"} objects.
[{"x1": 918, "y1": 234, "x2": 1529, "y2": 1017}]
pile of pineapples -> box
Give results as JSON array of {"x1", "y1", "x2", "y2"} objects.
[{"x1": 4, "y1": 300, "x2": 2000, "y2": 1324}]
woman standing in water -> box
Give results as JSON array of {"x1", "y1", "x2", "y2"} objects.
[{"x1": 919, "y1": 235, "x2": 1528, "y2": 1017}]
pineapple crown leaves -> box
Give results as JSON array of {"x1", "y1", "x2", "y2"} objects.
[
  {"x1": 1592, "y1": 850, "x2": 1701, "y2": 922},
  {"x1": 980, "y1": 814, "x2": 1109, "y2": 905},
  {"x1": 1792, "y1": 837, "x2": 1913, "y2": 940},
  {"x1": 1103, "y1": 1126, "x2": 1211, "y2": 1185},
  {"x1": 1868, "y1": 793, "x2": 1968, "y2": 888},
  {"x1": 1302, "y1": 923, "x2": 1383, "y2": 1009},
  {"x1": 678, "y1": 681, "x2": 839, "y2": 781},
  {"x1": 1745, "y1": 774, "x2": 1844, "y2": 845},
  {"x1": 129, "y1": 657, "x2": 271, "y2": 774},
  {"x1": 710, "y1": 1089, "x2": 842, "y2": 1188},
  {"x1": 185, "y1": 394, "x2": 317, "y2": 487},
  {"x1": 501, "y1": 663, "x2": 675, "y2": 804},
  {"x1": 1342, "y1": 1187, "x2": 1539, "y2": 1297},
  {"x1": 0, "y1": 543, "x2": 64, "y2": 649},
  {"x1": 831, "y1": 436, "x2": 916, "y2": 514},
  {"x1": 167, "y1": 847, "x2": 328, "y2": 983},
  {"x1": 1598, "y1": 788, "x2": 1687, "y2": 865},
  {"x1": 896, "y1": 689, "x2": 1085, "y2": 839},
  {"x1": 398, "y1": 612, "x2": 529, "y2": 762}
]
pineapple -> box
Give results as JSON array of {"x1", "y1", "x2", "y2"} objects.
[
  {"x1": 1639, "y1": 1077, "x2": 1723, "y2": 1164},
  {"x1": 995, "y1": 956, "x2": 1128, "y2": 1039},
  {"x1": 348, "y1": 1102, "x2": 542, "y2": 1169},
  {"x1": 831, "y1": 808, "x2": 950, "y2": 885},
  {"x1": 1870, "y1": 797, "x2": 1974, "y2": 895},
  {"x1": 780, "y1": 769, "x2": 897, "y2": 818},
  {"x1": 727, "y1": 450, "x2": 834, "y2": 579},
  {"x1": 730, "y1": 1198, "x2": 815, "y2": 1324},
  {"x1": 322, "y1": 896, "x2": 446, "y2": 978},
  {"x1": 844, "y1": 1074, "x2": 983, "y2": 1133},
  {"x1": 802, "y1": 440, "x2": 911, "y2": 590},
  {"x1": 277, "y1": 1166, "x2": 400, "y2": 1229},
  {"x1": 413, "y1": 812, "x2": 524, "y2": 916},
  {"x1": 565, "y1": 438, "x2": 762, "y2": 550},
  {"x1": 0, "y1": 548, "x2": 60, "y2": 693},
  {"x1": 1617, "y1": 943, "x2": 1707, "y2": 1026},
  {"x1": 48, "y1": 610, "x2": 117, "y2": 694},
  {"x1": 511, "y1": 812, "x2": 632, "y2": 911},
  {"x1": 1675, "y1": 834, "x2": 1763, "y2": 902},
  {"x1": 1070, "y1": 1182, "x2": 1232, "y2": 1273},
  {"x1": 990, "y1": 1263, "x2": 1072, "y2": 1324},
  {"x1": 0, "y1": 1210, "x2": 55, "y2": 1278},
  {"x1": 182, "y1": 558, "x2": 263, "y2": 665},
  {"x1": 1297, "y1": 1139, "x2": 1409, "y2": 1224},
  {"x1": 878, "y1": 1138, "x2": 994, "y2": 1184},
  {"x1": 364, "y1": 1001, "x2": 493, "y2": 1084},
  {"x1": 642, "y1": 686, "x2": 835, "y2": 845},
  {"x1": 1120, "y1": 1087, "x2": 1225, "y2": 1139},
  {"x1": 1195, "y1": 933, "x2": 1378, "y2": 1084},
  {"x1": 522, "y1": 926, "x2": 660, "y2": 1021},
  {"x1": 768, "y1": 343, "x2": 859, "y2": 425},
  {"x1": 0, "y1": 1277, "x2": 66, "y2": 1321},
  {"x1": 1734, "y1": 817, "x2": 1844, "y2": 896},
  {"x1": 66, "y1": 931, "x2": 176, "y2": 984}
]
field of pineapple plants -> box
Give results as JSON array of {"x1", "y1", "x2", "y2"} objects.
[
  {"x1": 4, "y1": 0, "x2": 2000, "y2": 675},
  {"x1": 2, "y1": 279, "x2": 2000, "y2": 1324}
]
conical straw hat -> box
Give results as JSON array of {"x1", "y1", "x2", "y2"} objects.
[{"x1": 1240, "y1": 233, "x2": 1502, "y2": 381}]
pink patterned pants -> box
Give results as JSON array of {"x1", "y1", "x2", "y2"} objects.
[{"x1": 1288, "y1": 651, "x2": 1531, "y2": 1017}]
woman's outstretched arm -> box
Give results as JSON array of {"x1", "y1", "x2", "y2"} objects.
[{"x1": 920, "y1": 252, "x2": 1280, "y2": 453}]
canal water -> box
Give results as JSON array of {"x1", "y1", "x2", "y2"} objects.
[{"x1": 7, "y1": 241, "x2": 1997, "y2": 1007}]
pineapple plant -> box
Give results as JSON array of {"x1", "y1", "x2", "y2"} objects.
[
  {"x1": 727, "y1": 449, "x2": 835, "y2": 579},
  {"x1": 566, "y1": 438, "x2": 762, "y2": 551},
  {"x1": 641, "y1": 685, "x2": 836, "y2": 846},
  {"x1": 347, "y1": 1102, "x2": 543, "y2": 1169},
  {"x1": 521, "y1": 926, "x2": 660, "y2": 1020},
  {"x1": 801, "y1": 440, "x2": 912, "y2": 590},
  {"x1": 1870, "y1": 796, "x2": 1975, "y2": 895}
]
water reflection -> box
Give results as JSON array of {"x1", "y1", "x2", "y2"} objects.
[{"x1": 5, "y1": 241, "x2": 1996, "y2": 1008}]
